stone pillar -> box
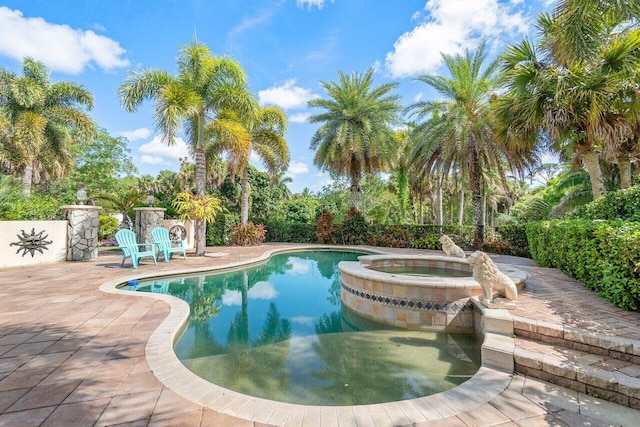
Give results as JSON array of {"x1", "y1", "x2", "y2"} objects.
[
  {"x1": 134, "y1": 208, "x2": 166, "y2": 244},
  {"x1": 60, "y1": 205, "x2": 102, "y2": 261}
]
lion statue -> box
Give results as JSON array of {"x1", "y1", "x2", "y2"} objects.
[
  {"x1": 468, "y1": 251, "x2": 518, "y2": 306},
  {"x1": 439, "y1": 235, "x2": 466, "y2": 258}
]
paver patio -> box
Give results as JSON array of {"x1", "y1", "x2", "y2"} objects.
[{"x1": 1, "y1": 243, "x2": 639, "y2": 426}]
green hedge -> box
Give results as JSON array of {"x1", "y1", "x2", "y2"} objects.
[
  {"x1": 567, "y1": 185, "x2": 640, "y2": 221},
  {"x1": 527, "y1": 220, "x2": 640, "y2": 310},
  {"x1": 263, "y1": 220, "x2": 316, "y2": 243}
]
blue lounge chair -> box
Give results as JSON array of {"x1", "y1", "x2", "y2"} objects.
[
  {"x1": 114, "y1": 229, "x2": 158, "y2": 268},
  {"x1": 152, "y1": 227, "x2": 187, "y2": 262}
]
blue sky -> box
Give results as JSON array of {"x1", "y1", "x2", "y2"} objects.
[{"x1": 0, "y1": 0, "x2": 553, "y2": 193}]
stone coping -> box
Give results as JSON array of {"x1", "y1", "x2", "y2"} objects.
[
  {"x1": 99, "y1": 245, "x2": 515, "y2": 424},
  {"x1": 340, "y1": 254, "x2": 528, "y2": 290}
]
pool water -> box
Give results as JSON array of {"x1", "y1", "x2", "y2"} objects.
[
  {"x1": 127, "y1": 250, "x2": 481, "y2": 406},
  {"x1": 368, "y1": 265, "x2": 472, "y2": 278}
]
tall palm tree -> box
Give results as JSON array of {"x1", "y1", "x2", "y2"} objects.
[
  {"x1": 0, "y1": 57, "x2": 95, "y2": 196},
  {"x1": 236, "y1": 105, "x2": 289, "y2": 224},
  {"x1": 308, "y1": 68, "x2": 402, "y2": 209},
  {"x1": 118, "y1": 40, "x2": 252, "y2": 254},
  {"x1": 408, "y1": 44, "x2": 531, "y2": 247},
  {"x1": 209, "y1": 101, "x2": 289, "y2": 224},
  {"x1": 497, "y1": 6, "x2": 640, "y2": 199}
]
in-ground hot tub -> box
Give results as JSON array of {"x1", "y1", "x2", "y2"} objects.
[{"x1": 339, "y1": 254, "x2": 527, "y2": 331}]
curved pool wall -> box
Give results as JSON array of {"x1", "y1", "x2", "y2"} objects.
[
  {"x1": 99, "y1": 245, "x2": 521, "y2": 425},
  {"x1": 339, "y1": 254, "x2": 527, "y2": 331}
]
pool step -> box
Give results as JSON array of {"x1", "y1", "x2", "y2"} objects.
[
  {"x1": 514, "y1": 336, "x2": 640, "y2": 409},
  {"x1": 513, "y1": 315, "x2": 640, "y2": 364}
]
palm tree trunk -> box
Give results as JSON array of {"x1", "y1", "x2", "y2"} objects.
[
  {"x1": 458, "y1": 190, "x2": 465, "y2": 226},
  {"x1": 21, "y1": 162, "x2": 33, "y2": 197},
  {"x1": 350, "y1": 181, "x2": 360, "y2": 210},
  {"x1": 436, "y1": 175, "x2": 443, "y2": 227},
  {"x1": 469, "y1": 159, "x2": 484, "y2": 248},
  {"x1": 618, "y1": 155, "x2": 632, "y2": 189},
  {"x1": 419, "y1": 195, "x2": 424, "y2": 224},
  {"x1": 241, "y1": 166, "x2": 250, "y2": 224},
  {"x1": 583, "y1": 149, "x2": 606, "y2": 199},
  {"x1": 194, "y1": 148, "x2": 207, "y2": 254}
]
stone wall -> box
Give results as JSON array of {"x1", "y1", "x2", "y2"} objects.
[
  {"x1": 134, "y1": 208, "x2": 165, "y2": 244},
  {"x1": 61, "y1": 205, "x2": 102, "y2": 261}
]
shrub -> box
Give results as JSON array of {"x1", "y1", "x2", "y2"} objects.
[
  {"x1": 484, "y1": 224, "x2": 530, "y2": 257},
  {"x1": 315, "y1": 211, "x2": 337, "y2": 244},
  {"x1": 229, "y1": 222, "x2": 266, "y2": 246},
  {"x1": 567, "y1": 185, "x2": 640, "y2": 221},
  {"x1": 207, "y1": 212, "x2": 239, "y2": 246},
  {"x1": 99, "y1": 215, "x2": 120, "y2": 240},
  {"x1": 527, "y1": 220, "x2": 640, "y2": 310},
  {"x1": 336, "y1": 207, "x2": 370, "y2": 245},
  {"x1": 264, "y1": 220, "x2": 316, "y2": 243},
  {"x1": 410, "y1": 234, "x2": 441, "y2": 250},
  {"x1": 4, "y1": 194, "x2": 61, "y2": 220},
  {"x1": 371, "y1": 225, "x2": 413, "y2": 248}
]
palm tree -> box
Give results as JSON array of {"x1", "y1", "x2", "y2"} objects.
[
  {"x1": 497, "y1": 6, "x2": 640, "y2": 199},
  {"x1": 226, "y1": 103, "x2": 289, "y2": 224},
  {"x1": 408, "y1": 44, "x2": 531, "y2": 247},
  {"x1": 118, "y1": 40, "x2": 252, "y2": 254},
  {"x1": 308, "y1": 68, "x2": 402, "y2": 209},
  {"x1": 0, "y1": 57, "x2": 95, "y2": 196}
]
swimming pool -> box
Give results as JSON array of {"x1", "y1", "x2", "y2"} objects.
[{"x1": 124, "y1": 250, "x2": 481, "y2": 406}]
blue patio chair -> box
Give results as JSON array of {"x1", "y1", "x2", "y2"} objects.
[
  {"x1": 151, "y1": 227, "x2": 187, "y2": 262},
  {"x1": 114, "y1": 229, "x2": 158, "y2": 268}
]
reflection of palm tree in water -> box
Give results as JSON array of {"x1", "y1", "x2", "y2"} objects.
[
  {"x1": 183, "y1": 271, "x2": 293, "y2": 396},
  {"x1": 225, "y1": 272, "x2": 292, "y2": 390}
]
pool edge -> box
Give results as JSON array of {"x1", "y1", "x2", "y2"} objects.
[{"x1": 99, "y1": 244, "x2": 514, "y2": 425}]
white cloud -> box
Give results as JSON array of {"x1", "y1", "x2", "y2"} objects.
[
  {"x1": 297, "y1": 0, "x2": 333, "y2": 10},
  {"x1": 290, "y1": 316, "x2": 315, "y2": 326},
  {"x1": 290, "y1": 113, "x2": 310, "y2": 123},
  {"x1": 413, "y1": 92, "x2": 424, "y2": 103},
  {"x1": 258, "y1": 80, "x2": 319, "y2": 110},
  {"x1": 248, "y1": 281, "x2": 278, "y2": 300},
  {"x1": 287, "y1": 259, "x2": 311, "y2": 275},
  {"x1": 0, "y1": 7, "x2": 129, "y2": 74},
  {"x1": 140, "y1": 155, "x2": 167, "y2": 165},
  {"x1": 385, "y1": 0, "x2": 529, "y2": 78},
  {"x1": 138, "y1": 135, "x2": 191, "y2": 161},
  {"x1": 222, "y1": 289, "x2": 242, "y2": 306},
  {"x1": 288, "y1": 161, "x2": 309, "y2": 176},
  {"x1": 221, "y1": 282, "x2": 278, "y2": 306},
  {"x1": 116, "y1": 128, "x2": 151, "y2": 141}
]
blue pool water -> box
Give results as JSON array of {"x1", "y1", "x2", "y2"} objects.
[{"x1": 124, "y1": 250, "x2": 481, "y2": 406}]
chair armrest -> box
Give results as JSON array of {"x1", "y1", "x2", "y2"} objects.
[{"x1": 136, "y1": 243, "x2": 158, "y2": 250}]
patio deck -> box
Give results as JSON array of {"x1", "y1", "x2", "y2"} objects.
[{"x1": 1, "y1": 243, "x2": 639, "y2": 426}]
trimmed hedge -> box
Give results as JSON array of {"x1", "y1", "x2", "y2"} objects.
[
  {"x1": 567, "y1": 185, "x2": 640, "y2": 221},
  {"x1": 263, "y1": 220, "x2": 316, "y2": 243},
  {"x1": 527, "y1": 220, "x2": 640, "y2": 310}
]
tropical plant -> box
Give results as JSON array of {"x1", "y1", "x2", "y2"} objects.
[
  {"x1": 118, "y1": 40, "x2": 252, "y2": 254},
  {"x1": 0, "y1": 57, "x2": 95, "y2": 196},
  {"x1": 308, "y1": 68, "x2": 402, "y2": 209},
  {"x1": 497, "y1": 4, "x2": 640, "y2": 200},
  {"x1": 94, "y1": 186, "x2": 146, "y2": 229},
  {"x1": 220, "y1": 102, "x2": 289, "y2": 224},
  {"x1": 172, "y1": 191, "x2": 223, "y2": 246},
  {"x1": 408, "y1": 44, "x2": 531, "y2": 247},
  {"x1": 229, "y1": 222, "x2": 266, "y2": 246}
]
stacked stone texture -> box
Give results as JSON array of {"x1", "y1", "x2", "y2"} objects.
[
  {"x1": 65, "y1": 207, "x2": 101, "y2": 261},
  {"x1": 134, "y1": 208, "x2": 165, "y2": 244}
]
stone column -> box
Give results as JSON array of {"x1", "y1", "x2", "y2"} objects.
[
  {"x1": 60, "y1": 205, "x2": 102, "y2": 261},
  {"x1": 134, "y1": 208, "x2": 166, "y2": 244}
]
